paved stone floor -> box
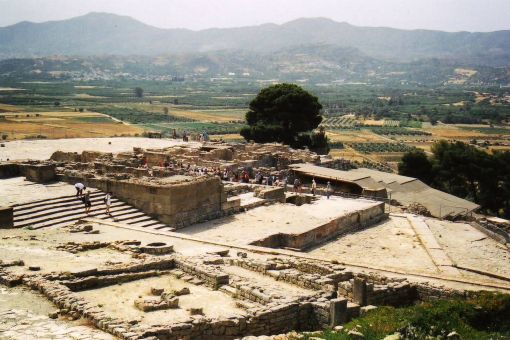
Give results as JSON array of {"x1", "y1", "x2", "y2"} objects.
[
  {"x1": 0, "y1": 137, "x2": 198, "y2": 161},
  {"x1": 0, "y1": 286, "x2": 115, "y2": 340},
  {"x1": 0, "y1": 309, "x2": 115, "y2": 340}
]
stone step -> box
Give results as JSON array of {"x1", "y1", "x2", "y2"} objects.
[
  {"x1": 159, "y1": 227, "x2": 177, "y2": 232},
  {"x1": 11, "y1": 189, "x2": 171, "y2": 231},
  {"x1": 112, "y1": 212, "x2": 147, "y2": 222},
  {"x1": 83, "y1": 207, "x2": 142, "y2": 221},
  {"x1": 14, "y1": 200, "x2": 125, "y2": 222},
  {"x1": 24, "y1": 206, "x2": 152, "y2": 230},
  {"x1": 13, "y1": 190, "x2": 103, "y2": 210},
  {"x1": 129, "y1": 220, "x2": 162, "y2": 228},
  {"x1": 151, "y1": 224, "x2": 173, "y2": 230},
  {"x1": 124, "y1": 215, "x2": 155, "y2": 225},
  {"x1": 14, "y1": 203, "x2": 132, "y2": 228},
  {"x1": 14, "y1": 196, "x2": 122, "y2": 217}
]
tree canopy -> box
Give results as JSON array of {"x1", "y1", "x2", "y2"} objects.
[
  {"x1": 134, "y1": 87, "x2": 144, "y2": 98},
  {"x1": 240, "y1": 83, "x2": 323, "y2": 149},
  {"x1": 399, "y1": 141, "x2": 510, "y2": 217},
  {"x1": 398, "y1": 149, "x2": 433, "y2": 184}
]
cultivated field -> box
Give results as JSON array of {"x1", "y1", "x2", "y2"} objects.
[{"x1": 0, "y1": 108, "x2": 142, "y2": 139}]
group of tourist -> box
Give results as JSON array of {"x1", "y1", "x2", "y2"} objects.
[
  {"x1": 177, "y1": 130, "x2": 209, "y2": 143},
  {"x1": 74, "y1": 182, "x2": 113, "y2": 215}
]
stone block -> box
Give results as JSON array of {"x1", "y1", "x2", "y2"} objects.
[
  {"x1": 0, "y1": 206, "x2": 13, "y2": 229},
  {"x1": 330, "y1": 298, "x2": 348, "y2": 326},
  {"x1": 0, "y1": 163, "x2": 20, "y2": 179},
  {"x1": 24, "y1": 164, "x2": 56, "y2": 183},
  {"x1": 353, "y1": 278, "x2": 368, "y2": 306}
]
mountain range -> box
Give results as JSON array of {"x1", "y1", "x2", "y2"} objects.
[{"x1": 0, "y1": 12, "x2": 509, "y2": 66}]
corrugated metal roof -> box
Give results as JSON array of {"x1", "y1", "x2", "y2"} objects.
[
  {"x1": 289, "y1": 163, "x2": 384, "y2": 190},
  {"x1": 290, "y1": 163, "x2": 479, "y2": 218}
]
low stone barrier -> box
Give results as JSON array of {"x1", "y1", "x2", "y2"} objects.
[
  {"x1": 22, "y1": 163, "x2": 56, "y2": 183},
  {"x1": 174, "y1": 256, "x2": 229, "y2": 289},
  {"x1": 0, "y1": 162, "x2": 20, "y2": 178}
]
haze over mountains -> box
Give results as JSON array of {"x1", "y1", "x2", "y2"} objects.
[{"x1": 1, "y1": 12, "x2": 509, "y2": 66}]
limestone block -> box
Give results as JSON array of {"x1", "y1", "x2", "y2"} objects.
[
  {"x1": 0, "y1": 163, "x2": 20, "y2": 179},
  {"x1": 353, "y1": 278, "x2": 368, "y2": 306},
  {"x1": 0, "y1": 206, "x2": 14, "y2": 229},
  {"x1": 24, "y1": 164, "x2": 56, "y2": 183},
  {"x1": 330, "y1": 298, "x2": 348, "y2": 326}
]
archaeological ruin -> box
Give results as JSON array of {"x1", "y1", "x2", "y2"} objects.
[{"x1": 1, "y1": 137, "x2": 509, "y2": 340}]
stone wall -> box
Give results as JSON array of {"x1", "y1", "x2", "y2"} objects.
[
  {"x1": 0, "y1": 206, "x2": 14, "y2": 229},
  {"x1": 60, "y1": 173, "x2": 225, "y2": 228},
  {"x1": 251, "y1": 203, "x2": 387, "y2": 250},
  {"x1": 173, "y1": 256, "x2": 229, "y2": 289},
  {"x1": 0, "y1": 163, "x2": 20, "y2": 178},
  {"x1": 22, "y1": 164, "x2": 57, "y2": 183}
]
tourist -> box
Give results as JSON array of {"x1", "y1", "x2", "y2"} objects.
[
  {"x1": 293, "y1": 178, "x2": 301, "y2": 193},
  {"x1": 326, "y1": 181, "x2": 332, "y2": 199},
  {"x1": 241, "y1": 170, "x2": 250, "y2": 183},
  {"x1": 104, "y1": 192, "x2": 112, "y2": 215},
  {"x1": 83, "y1": 191, "x2": 92, "y2": 214},
  {"x1": 311, "y1": 178, "x2": 317, "y2": 196},
  {"x1": 267, "y1": 175, "x2": 274, "y2": 186},
  {"x1": 74, "y1": 182, "x2": 86, "y2": 197},
  {"x1": 282, "y1": 176, "x2": 288, "y2": 192}
]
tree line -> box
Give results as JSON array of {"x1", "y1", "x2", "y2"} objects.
[{"x1": 399, "y1": 141, "x2": 510, "y2": 217}]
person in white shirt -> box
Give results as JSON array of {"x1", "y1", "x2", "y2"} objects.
[
  {"x1": 311, "y1": 178, "x2": 317, "y2": 196},
  {"x1": 326, "y1": 181, "x2": 332, "y2": 199},
  {"x1": 104, "y1": 192, "x2": 112, "y2": 215},
  {"x1": 75, "y1": 183, "x2": 86, "y2": 197}
]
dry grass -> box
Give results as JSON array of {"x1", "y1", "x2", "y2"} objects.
[
  {"x1": 124, "y1": 103, "x2": 245, "y2": 122},
  {"x1": 362, "y1": 119, "x2": 386, "y2": 126},
  {"x1": 429, "y1": 125, "x2": 484, "y2": 139},
  {"x1": 329, "y1": 149, "x2": 366, "y2": 162},
  {"x1": 0, "y1": 121, "x2": 142, "y2": 139},
  {"x1": 209, "y1": 133, "x2": 243, "y2": 141},
  {"x1": 0, "y1": 103, "x2": 23, "y2": 112},
  {"x1": 326, "y1": 130, "x2": 387, "y2": 143},
  {"x1": 1, "y1": 111, "x2": 107, "y2": 119},
  {"x1": 489, "y1": 146, "x2": 510, "y2": 153},
  {"x1": 0, "y1": 111, "x2": 142, "y2": 139}
]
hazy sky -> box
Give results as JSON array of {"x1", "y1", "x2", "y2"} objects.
[{"x1": 0, "y1": 0, "x2": 509, "y2": 32}]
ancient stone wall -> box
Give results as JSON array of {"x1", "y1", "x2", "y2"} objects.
[
  {"x1": 251, "y1": 203, "x2": 387, "y2": 250},
  {"x1": 0, "y1": 206, "x2": 14, "y2": 228},
  {"x1": 60, "y1": 173, "x2": 225, "y2": 228},
  {"x1": 22, "y1": 164, "x2": 56, "y2": 183},
  {"x1": 0, "y1": 163, "x2": 20, "y2": 178}
]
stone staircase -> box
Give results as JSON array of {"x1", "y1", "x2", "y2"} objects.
[{"x1": 12, "y1": 190, "x2": 173, "y2": 231}]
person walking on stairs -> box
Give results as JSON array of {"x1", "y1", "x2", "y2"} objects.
[
  {"x1": 104, "y1": 192, "x2": 112, "y2": 215},
  {"x1": 75, "y1": 182, "x2": 86, "y2": 197},
  {"x1": 83, "y1": 190, "x2": 92, "y2": 215}
]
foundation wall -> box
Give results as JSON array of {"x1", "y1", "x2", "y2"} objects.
[
  {"x1": 0, "y1": 206, "x2": 14, "y2": 229},
  {"x1": 22, "y1": 164, "x2": 56, "y2": 183},
  {"x1": 252, "y1": 202, "x2": 387, "y2": 250},
  {"x1": 0, "y1": 163, "x2": 20, "y2": 178},
  {"x1": 60, "y1": 174, "x2": 225, "y2": 228}
]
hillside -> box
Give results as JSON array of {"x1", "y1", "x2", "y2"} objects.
[
  {"x1": 0, "y1": 13, "x2": 509, "y2": 65},
  {"x1": 1, "y1": 45, "x2": 509, "y2": 86}
]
